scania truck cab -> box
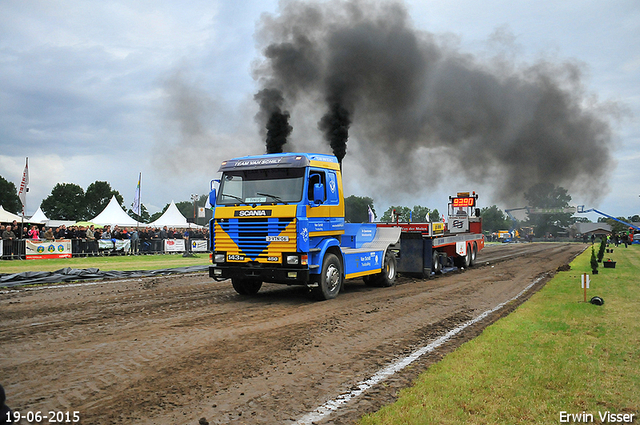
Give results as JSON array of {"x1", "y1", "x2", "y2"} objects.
[{"x1": 208, "y1": 153, "x2": 400, "y2": 300}]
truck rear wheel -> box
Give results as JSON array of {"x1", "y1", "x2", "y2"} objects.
[
  {"x1": 232, "y1": 278, "x2": 262, "y2": 295},
  {"x1": 454, "y1": 244, "x2": 471, "y2": 269},
  {"x1": 376, "y1": 250, "x2": 397, "y2": 287},
  {"x1": 432, "y1": 250, "x2": 442, "y2": 274},
  {"x1": 469, "y1": 242, "x2": 478, "y2": 266},
  {"x1": 365, "y1": 250, "x2": 397, "y2": 287},
  {"x1": 312, "y1": 253, "x2": 343, "y2": 300}
]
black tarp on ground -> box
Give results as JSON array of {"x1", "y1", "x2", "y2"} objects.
[{"x1": 0, "y1": 266, "x2": 209, "y2": 288}]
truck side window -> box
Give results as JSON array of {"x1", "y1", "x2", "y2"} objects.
[{"x1": 308, "y1": 171, "x2": 326, "y2": 202}]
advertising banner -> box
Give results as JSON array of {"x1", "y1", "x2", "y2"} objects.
[
  {"x1": 191, "y1": 239, "x2": 208, "y2": 252},
  {"x1": 164, "y1": 239, "x2": 186, "y2": 253},
  {"x1": 97, "y1": 239, "x2": 131, "y2": 252},
  {"x1": 26, "y1": 240, "x2": 72, "y2": 259}
]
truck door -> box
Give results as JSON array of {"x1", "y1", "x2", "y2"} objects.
[{"x1": 307, "y1": 169, "x2": 342, "y2": 235}]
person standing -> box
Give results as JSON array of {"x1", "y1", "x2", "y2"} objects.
[
  {"x1": 130, "y1": 228, "x2": 139, "y2": 255},
  {"x1": 2, "y1": 225, "x2": 16, "y2": 258}
]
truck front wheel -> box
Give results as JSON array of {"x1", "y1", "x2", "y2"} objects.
[
  {"x1": 313, "y1": 253, "x2": 343, "y2": 300},
  {"x1": 232, "y1": 278, "x2": 262, "y2": 295}
]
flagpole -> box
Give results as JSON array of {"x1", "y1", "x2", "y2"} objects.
[{"x1": 19, "y1": 157, "x2": 29, "y2": 260}]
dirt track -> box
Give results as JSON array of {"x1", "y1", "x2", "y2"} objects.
[{"x1": 0, "y1": 243, "x2": 586, "y2": 425}]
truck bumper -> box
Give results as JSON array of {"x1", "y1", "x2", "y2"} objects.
[{"x1": 209, "y1": 264, "x2": 310, "y2": 284}]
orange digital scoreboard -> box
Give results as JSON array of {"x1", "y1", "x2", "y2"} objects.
[{"x1": 452, "y1": 197, "x2": 476, "y2": 208}]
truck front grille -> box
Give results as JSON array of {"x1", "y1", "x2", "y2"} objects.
[{"x1": 217, "y1": 217, "x2": 295, "y2": 260}]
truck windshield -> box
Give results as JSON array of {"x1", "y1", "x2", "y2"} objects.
[{"x1": 217, "y1": 168, "x2": 305, "y2": 205}]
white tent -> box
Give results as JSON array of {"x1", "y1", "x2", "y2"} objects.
[
  {"x1": 147, "y1": 201, "x2": 191, "y2": 228},
  {"x1": 29, "y1": 206, "x2": 49, "y2": 223},
  {"x1": 0, "y1": 205, "x2": 23, "y2": 223},
  {"x1": 90, "y1": 196, "x2": 142, "y2": 227}
]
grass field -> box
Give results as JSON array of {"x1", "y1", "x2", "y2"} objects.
[
  {"x1": 0, "y1": 254, "x2": 211, "y2": 274},
  {"x1": 360, "y1": 244, "x2": 640, "y2": 424}
]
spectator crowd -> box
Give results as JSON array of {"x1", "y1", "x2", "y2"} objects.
[{"x1": 1, "y1": 221, "x2": 210, "y2": 259}]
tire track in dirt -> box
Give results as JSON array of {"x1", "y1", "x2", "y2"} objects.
[{"x1": 0, "y1": 243, "x2": 586, "y2": 425}]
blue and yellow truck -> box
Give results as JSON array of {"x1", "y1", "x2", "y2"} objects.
[{"x1": 208, "y1": 152, "x2": 484, "y2": 300}]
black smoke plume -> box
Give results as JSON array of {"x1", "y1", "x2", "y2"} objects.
[
  {"x1": 254, "y1": 88, "x2": 293, "y2": 154},
  {"x1": 253, "y1": 0, "x2": 617, "y2": 203},
  {"x1": 318, "y1": 101, "x2": 351, "y2": 164}
]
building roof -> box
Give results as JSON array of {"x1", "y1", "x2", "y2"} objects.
[{"x1": 575, "y1": 222, "x2": 612, "y2": 234}]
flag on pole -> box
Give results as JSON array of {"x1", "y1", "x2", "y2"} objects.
[
  {"x1": 133, "y1": 173, "x2": 141, "y2": 216},
  {"x1": 368, "y1": 205, "x2": 375, "y2": 223},
  {"x1": 18, "y1": 157, "x2": 29, "y2": 214}
]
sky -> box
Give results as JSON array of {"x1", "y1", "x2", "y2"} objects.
[{"x1": 1, "y1": 0, "x2": 638, "y2": 222}]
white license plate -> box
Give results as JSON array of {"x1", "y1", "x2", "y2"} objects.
[{"x1": 266, "y1": 236, "x2": 289, "y2": 242}]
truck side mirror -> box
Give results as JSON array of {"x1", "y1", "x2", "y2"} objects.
[
  {"x1": 209, "y1": 189, "x2": 217, "y2": 207},
  {"x1": 209, "y1": 179, "x2": 219, "y2": 208},
  {"x1": 313, "y1": 183, "x2": 325, "y2": 204}
]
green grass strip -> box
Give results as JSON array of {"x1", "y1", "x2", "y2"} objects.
[
  {"x1": 360, "y1": 245, "x2": 640, "y2": 424},
  {"x1": 0, "y1": 254, "x2": 210, "y2": 274}
]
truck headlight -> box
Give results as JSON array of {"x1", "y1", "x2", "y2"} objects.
[
  {"x1": 286, "y1": 255, "x2": 299, "y2": 265},
  {"x1": 214, "y1": 252, "x2": 226, "y2": 263}
]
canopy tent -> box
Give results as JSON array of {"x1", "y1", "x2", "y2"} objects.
[
  {"x1": 90, "y1": 196, "x2": 143, "y2": 227},
  {"x1": 147, "y1": 201, "x2": 191, "y2": 228},
  {"x1": 29, "y1": 206, "x2": 49, "y2": 223},
  {"x1": 0, "y1": 205, "x2": 23, "y2": 223}
]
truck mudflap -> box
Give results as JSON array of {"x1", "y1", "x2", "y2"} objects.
[
  {"x1": 209, "y1": 265, "x2": 310, "y2": 284},
  {"x1": 341, "y1": 227, "x2": 401, "y2": 279}
]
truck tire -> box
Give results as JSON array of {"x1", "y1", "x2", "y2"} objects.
[
  {"x1": 363, "y1": 275, "x2": 375, "y2": 287},
  {"x1": 454, "y1": 244, "x2": 471, "y2": 269},
  {"x1": 432, "y1": 250, "x2": 442, "y2": 274},
  {"x1": 365, "y1": 250, "x2": 397, "y2": 287},
  {"x1": 376, "y1": 250, "x2": 397, "y2": 287},
  {"x1": 313, "y1": 253, "x2": 343, "y2": 300},
  {"x1": 232, "y1": 278, "x2": 262, "y2": 295},
  {"x1": 469, "y1": 242, "x2": 478, "y2": 266}
]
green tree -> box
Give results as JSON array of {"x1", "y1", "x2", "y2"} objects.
[
  {"x1": 597, "y1": 237, "x2": 607, "y2": 262},
  {"x1": 480, "y1": 205, "x2": 511, "y2": 233},
  {"x1": 524, "y1": 183, "x2": 574, "y2": 237},
  {"x1": 0, "y1": 175, "x2": 21, "y2": 214},
  {"x1": 41, "y1": 183, "x2": 87, "y2": 220},
  {"x1": 381, "y1": 205, "x2": 440, "y2": 223},
  {"x1": 85, "y1": 181, "x2": 123, "y2": 218},
  {"x1": 381, "y1": 206, "x2": 411, "y2": 222},
  {"x1": 176, "y1": 201, "x2": 195, "y2": 222},
  {"x1": 411, "y1": 205, "x2": 431, "y2": 222},
  {"x1": 345, "y1": 195, "x2": 375, "y2": 223},
  {"x1": 590, "y1": 246, "x2": 598, "y2": 273}
]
